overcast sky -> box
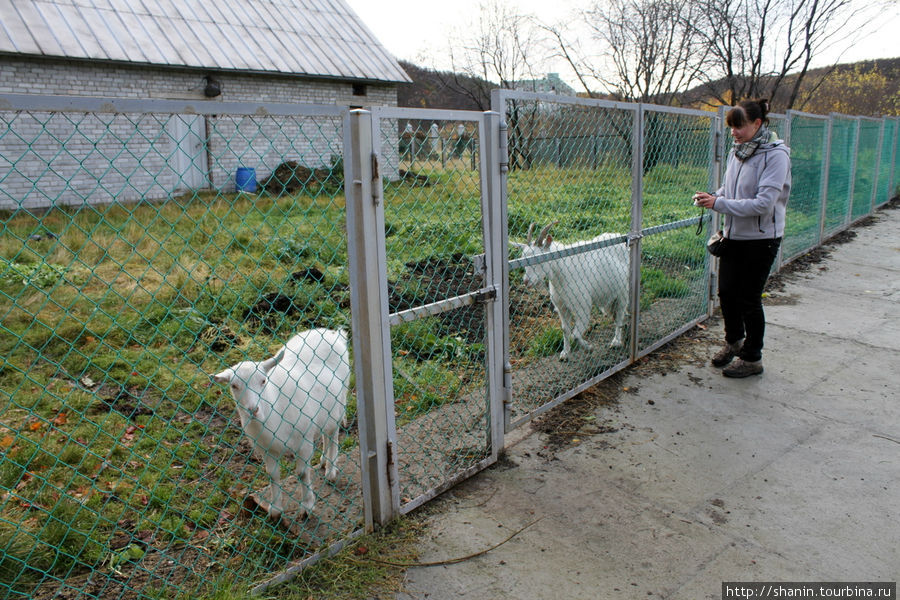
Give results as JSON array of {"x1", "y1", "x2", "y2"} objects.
[{"x1": 346, "y1": 0, "x2": 900, "y2": 89}]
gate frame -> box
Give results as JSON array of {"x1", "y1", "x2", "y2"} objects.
[{"x1": 349, "y1": 106, "x2": 508, "y2": 524}]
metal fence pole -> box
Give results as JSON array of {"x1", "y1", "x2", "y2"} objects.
[
  {"x1": 480, "y1": 110, "x2": 507, "y2": 454},
  {"x1": 872, "y1": 119, "x2": 885, "y2": 210},
  {"x1": 819, "y1": 115, "x2": 834, "y2": 243},
  {"x1": 890, "y1": 118, "x2": 899, "y2": 198},
  {"x1": 627, "y1": 104, "x2": 644, "y2": 362},
  {"x1": 344, "y1": 109, "x2": 398, "y2": 529},
  {"x1": 709, "y1": 106, "x2": 725, "y2": 312},
  {"x1": 490, "y1": 90, "x2": 516, "y2": 433},
  {"x1": 847, "y1": 117, "x2": 861, "y2": 228}
]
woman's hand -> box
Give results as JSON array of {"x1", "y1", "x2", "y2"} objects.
[{"x1": 692, "y1": 192, "x2": 717, "y2": 210}]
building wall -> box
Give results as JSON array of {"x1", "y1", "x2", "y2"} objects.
[{"x1": 0, "y1": 57, "x2": 399, "y2": 209}]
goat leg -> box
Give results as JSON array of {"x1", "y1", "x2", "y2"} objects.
[
  {"x1": 322, "y1": 427, "x2": 341, "y2": 482},
  {"x1": 295, "y1": 444, "x2": 316, "y2": 518},
  {"x1": 262, "y1": 453, "x2": 283, "y2": 519}
]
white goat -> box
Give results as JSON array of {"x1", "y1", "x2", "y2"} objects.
[
  {"x1": 212, "y1": 328, "x2": 350, "y2": 519},
  {"x1": 515, "y1": 223, "x2": 630, "y2": 360}
]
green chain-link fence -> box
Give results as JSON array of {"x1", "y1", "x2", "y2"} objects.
[
  {"x1": 500, "y1": 96, "x2": 635, "y2": 424},
  {"x1": 783, "y1": 113, "x2": 828, "y2": 261},
  {"x1": 496, "y1": 94, "x2": 717, "y2": 425},
  {"x1": 851, "y1": 118, "x2": 882, "y2": 222},
  {"x1": 637, "y1": 108, "x2": 716, "y2": 355},
  {"x1": 1, "y1": 99, "x2": 361, "y2": 599},
  {"x1": 878, "y1": 118, "x2": 898, "y2": 207},
  {"x1": 823, "y1": 115, "x2": 858, "y2": 237},
  {"x1": 375, "y1": 111, "x2": 494, "y2": 511},
  {"x1": 2, "y1": 93, "x2": 899, "y2": 599}
]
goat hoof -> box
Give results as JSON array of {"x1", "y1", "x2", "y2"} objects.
[{"x1": 558, "y1": 352, "x2": 570, "y2": 361}]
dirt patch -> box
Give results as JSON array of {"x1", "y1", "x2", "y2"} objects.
[{"x1": 389, "y1": 253, "x2": 485, "y2": 344}]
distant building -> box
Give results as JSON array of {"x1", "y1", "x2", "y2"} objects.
[
  {"x1": 514, "y1": 73, "x2": 576, "y2": 97},
  {"x1": 0, "y1": 0, "x2": 411, "y2": 209}
]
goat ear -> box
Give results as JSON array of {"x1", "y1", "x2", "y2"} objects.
[
  {"x1": 261, "y1": 348, "x2": 286, "y2": 373},
  {"x1": 211, "y1": 372, "x2": 229, "y2": 384},
  {"x1": 509, "y1": 242, "x2": 526, "y2": 250}
]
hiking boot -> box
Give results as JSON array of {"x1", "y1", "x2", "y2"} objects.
[
  {"x1": 722, "y1": 359, "x2": 764, "y2": 378},
  {"x1": 711, "y1": 340, "x2": 743, "y2": 367}
]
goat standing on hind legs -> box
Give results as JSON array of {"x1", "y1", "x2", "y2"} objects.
[
  {"x1": 515, "y1": 223, "x2": 630, "y2": 360},
  {"x1": 212, "y1": 328, "x2": 350, "y2": 521}
]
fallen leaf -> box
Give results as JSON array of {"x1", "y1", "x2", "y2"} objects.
[
  {"x1": 27, "y1": 420, "x2": 43, "y2": 432},
  {"x1": 52, "y1": 412, "x2": 68, "y2": 426},
  {"x1": 0, "y1": 435, "x2": 14, "y2": 448},
  {"x1": 80, "y1": 376, "x2": 96, "y2": 388},
  {"x1": 193, "y1": 530, "x2": 210, "y2": 542}
]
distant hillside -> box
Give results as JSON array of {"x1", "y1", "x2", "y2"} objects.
[
  {"x1": 679, "y1": 57, "x2": 900, "y2": 116},
  {"x1": 397, "y1": 57, "x2": 900, "y2": 117},
  {"x1": 396, "y1": 61, "x2": 489, "y2": 111}
]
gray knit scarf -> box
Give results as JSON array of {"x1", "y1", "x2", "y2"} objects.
[{"x1": 733, "y1": 123, "x2": 770, "y2": 161}]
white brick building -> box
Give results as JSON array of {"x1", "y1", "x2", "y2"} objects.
[{"x1": 0, "y1": 0, "x2": 410, "y2": 209}]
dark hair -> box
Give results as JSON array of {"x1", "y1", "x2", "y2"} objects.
[{"x1": 725, "y1": 98, "x2": 770, "y2": 128}]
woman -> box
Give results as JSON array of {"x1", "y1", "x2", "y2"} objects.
[{"x1": 693, "y1": 99, "x2": 791, "y2": 378}]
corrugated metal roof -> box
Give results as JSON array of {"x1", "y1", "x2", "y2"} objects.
[{"x1": 0, "y1": 0, "x2": 411, "y2": 83}]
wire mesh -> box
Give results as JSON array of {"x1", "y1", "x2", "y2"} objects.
[
  {"x1": 783, "y1": 115, "x2": 827, "y2": 260},
  {"x1": 823, "y1": 116, "x2": 858, "y2": 237},
  {"x1": 638, "y1": 109, "x2": 715, "y2": 354},
  {"x1": 0, "y1": 104, "x2": 363, "y2": 599},
  {"x1": 1, "y1": 92, "x2": 896, "y2": 599},
  {"x1": 852, "y1": 119, "x2": 881, "y2": 221},
  {"x1": 877, "y1": 119, "x2": 898, "y2": 205},
  {"x1": 498, "y1": 96, "x2": 637, "y2": 423},
  {"x1": 376, "y1": 114, "x2": 492, "y2": 510},
  {"x1": 893, "y1": 119, "x2": 900, "y2": 195}
]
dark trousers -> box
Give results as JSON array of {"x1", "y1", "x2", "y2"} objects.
[{"x1": 717, "y1": 238, "x2": 781, "y2": 362}]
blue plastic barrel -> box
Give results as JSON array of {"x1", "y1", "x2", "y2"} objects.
[{"x1": 235, "y1": 167, "x2": 257, "y2": 193}]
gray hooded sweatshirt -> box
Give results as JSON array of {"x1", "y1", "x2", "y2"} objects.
[{"x1": 714, "y1": 136, "x2": 791, "y2": 241}]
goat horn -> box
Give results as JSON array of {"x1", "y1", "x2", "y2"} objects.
[
  {"x1": 526, "y1": 223, "x2": 535, "y2": 245},
  {"x1": 537, "y1": 222, "x2": 557, "y2": 246}
]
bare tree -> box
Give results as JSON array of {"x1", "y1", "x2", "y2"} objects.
[
  {"x1": 440, "y1": 0, "x2": 554, "y2": 168},
  {"x1": 443, "y1": 0, "x2": 547, "y2": 109},
  {"x1": 689, "y1": 0, "x2": 880, "y2": 108},
  {"x1": 547, "y1": 0, "x2": 883, "y2": 109},
  {"x1": 545, "y1": 0, "x2": 710, "y2": 103}
]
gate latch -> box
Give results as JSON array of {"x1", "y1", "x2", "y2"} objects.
[{"x1": 474, "y1": 287, "x2": 497, "y2": 304}]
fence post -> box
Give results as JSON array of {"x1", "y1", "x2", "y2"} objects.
[
  {"x1": 885, "y1": 117, "x2": 900, "y2": 201},
  {"x1": 872, "y1": 119, "x2": 885, "y2": 210},
  {"x1": 490, "y1": 89, "x2": 516, "y2": 433},
  {"x1": 819, "y1": 115, "x2": 833, "y2": 244},
  {"x1": 627, "y1": 104, "x2": 644, "y2": 362},
  {"x1": 344, "y1": 109, "x2": 399, "y2": 529},
  {"x1": 847, "y1": 117, "x2": 861, "y2": 228},
  {"x1": 480, "y1": 110, "x2": 508, "y2": 451},
  {"x1": 708, "y1": 107, "x2": 725, "y2": 313}
]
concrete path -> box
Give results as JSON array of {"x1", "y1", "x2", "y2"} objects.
[{"x1": 396, "y1": 205, "x2": 900, "y2": 600}]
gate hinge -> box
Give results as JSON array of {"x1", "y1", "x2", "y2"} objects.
[
  {"x1": 386, "y1": 439, "x2": 394, "y2": 487},
  {"x1": 371, "y1": 153, "x2": 382, "y2": 205},
  {"x1": 626, "y1": 232, "x2": 644, "y2": 246}
]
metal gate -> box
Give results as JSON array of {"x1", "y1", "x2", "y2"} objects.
[{"x1": 344, "y1": 108, "x2": 505, "y2": 524}]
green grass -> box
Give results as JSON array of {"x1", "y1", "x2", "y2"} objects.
[{"x1": 0, "y1": 160, "x2": 714, "y2": 597}]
